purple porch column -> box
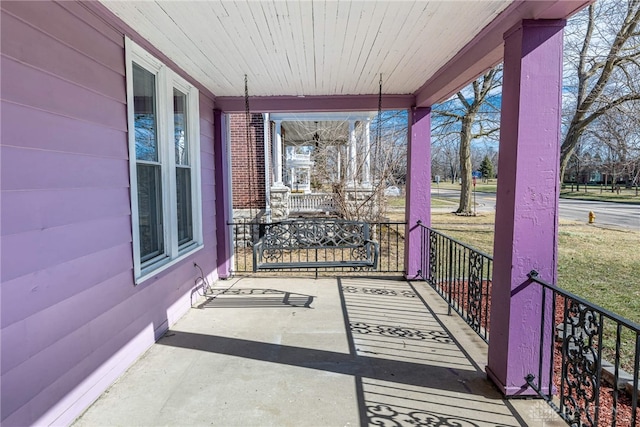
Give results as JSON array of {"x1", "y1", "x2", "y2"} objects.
[
  {"x1": 214, "y1": 109, "x2": 232, "y2": 278},
  {"x1": 486, "y1": 20, "x2": 565, "y2": 396},
  {"x1": 404, "y1": 107, "x2": 431, "y2": 279}
]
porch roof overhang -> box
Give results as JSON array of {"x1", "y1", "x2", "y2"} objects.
[
  {"x1": 272, "y1": 112, "x2": 376, "y2": 146},
  {"x1": 98, "y1": 0, "x2": 591, "y2": 112}
]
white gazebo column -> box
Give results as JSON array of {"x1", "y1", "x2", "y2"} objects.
[
  {"x1": 270, "y1": 120, "x2": 290, "y2": 220},
  {"x1": 336, "y1": 146, "x2": 341, "y2": 181},
  {"x1": 273, "y1": 120, "x2": 284, "y2": 186},
  {"x1": 347, "y1": 120, "x2": 357, "y2": 187},
  {"x1": 362, "y1": 118, "x2": 372, "y2": 187}
]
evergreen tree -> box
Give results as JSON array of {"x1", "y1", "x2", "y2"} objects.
[{"x1": 479, "y1": 155, "x2": 494, "y2": 181}]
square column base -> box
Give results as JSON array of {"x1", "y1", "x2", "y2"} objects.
[
  {"x1": 485, "y1": 365, "x2": 546, "y2": 397},
  {"x1": 270, "y1": 186, "x2": 291, "y2": 220},
  {"x1": 343, "y1": 187, "x2": 379, "y2": 221}
]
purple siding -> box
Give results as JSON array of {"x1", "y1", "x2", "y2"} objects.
[
  {"x1": 0, "y1": 1, "x2": 218, "y2": 425},
  {"x1": 1, "y1": 102, "x2": 127, "y2": 159}
]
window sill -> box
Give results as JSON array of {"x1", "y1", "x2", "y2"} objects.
[{"x1": 136, "y1": 243, "x2": 204, "y2": 285}]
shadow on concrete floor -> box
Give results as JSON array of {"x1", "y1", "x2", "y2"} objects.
[
  {"x1": 199, "y1": 288, "x2": 315, "y2": 309},
  {"x1": 74, "y1": 277, "x2": 544, "y2": 426}
]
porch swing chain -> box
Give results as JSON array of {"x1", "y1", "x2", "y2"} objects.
[
  {"x1": 244, "y1": 74, "x2": 257, "y2": 220},
  {"x1": 375, "y1": 73, "x2": 383, "y2": 190}
]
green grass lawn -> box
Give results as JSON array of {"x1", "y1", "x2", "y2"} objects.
[
  {"x1": 431, "y1": 212, "x2": 640, "y2": 324},
  {"x1": 432, "y1": 212, "x2": 640, "y2": 371},
  {"x1": 387, "y1": 194, "x2": 638, "y2": 323},
  {"x1": 556, "y1": 222, "x2": 640, "y2": 321},
  {"x1": 431, "y1": 198, "x2": 457, "y2": 208},
  {"x1": 434, "y1": 180, "x2": 498, "y2": 193},
  {"x1": 387, "y1": 195, "x2": 457, "y2": 209},
  {"x1": 387, "y1": 208, "x2": 639, "y2": 368},
  {"x1": 434, "y1": 180, "x2": 640, "y2": 204},
  {"x1": 560, "y1": 187, "x2": 640, "y2": 204},
  {"x1": 386, "y1": 196, "x2": 406, "y2": 208}
]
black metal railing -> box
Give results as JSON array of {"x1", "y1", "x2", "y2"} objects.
[
  {"x1": 417, "y1": 222, "x2": 492, "y2": 343},
  {"x1": 229, "y1": 220, "x2": 406, "y2": 274},
  {"x1": 416, "y1": 222, "x2": 639, "y2": 426},
  {"x1": 526, "y1": 271, "x2": 639, "y2": 427}
]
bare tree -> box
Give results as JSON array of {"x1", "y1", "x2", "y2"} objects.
[
  {"x1": 433, "y1": 66, "x2": 502, "y2": 214},
  {"x1": 431, "y1": 133, "x2": 461, "y2": 184},
  {"x1": 372, "y1": 110, "x2": 409, "y2": 186},
  {"x1": 565, "y1": 140, "x2": 598, "y2": 191},
  {"x1": 585, "y1": 102, "x2": 640, "y2": 190},
  {"x1": 560, "y1": 0, "x2": 640, "y2": 182}
]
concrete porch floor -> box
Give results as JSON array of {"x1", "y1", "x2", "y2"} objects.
[{"x1": 73, "y1": 277, "x2": 564, "y2": 426}]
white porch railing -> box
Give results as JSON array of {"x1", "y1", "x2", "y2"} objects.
[
  {"x1": 285, "y1": 152, "x2": 312, "y2": 167},
  {"x1": 289, "y1": 193, "x2": 337, "y2": 213}
]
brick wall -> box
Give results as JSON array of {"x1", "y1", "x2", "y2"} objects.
[{"x1": 230, "y1": 113, "x2": 266, "y2": 209}]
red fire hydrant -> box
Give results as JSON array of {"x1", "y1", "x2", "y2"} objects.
[{"x1": 588, "y1": 211, "x2": 596, "y2": 224}]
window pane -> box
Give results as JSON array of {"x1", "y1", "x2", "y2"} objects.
[
  {"x1": 133, "y1": 64, "x2": 158, "y2": 162},
  {"x1": 176, "y1": 167, "x2": 193, "y2": 245},
  {"x1": 137, "y1": 164, "x2": 164, "y2": 261},
  {"x1": 174, "y1": 88, "x2": 189, "y2": 165}
]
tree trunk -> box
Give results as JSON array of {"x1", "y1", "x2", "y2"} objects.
[
  {"x1": 449, "y1": 164, "x2": 456, "y2": 184},
  {"x1": 559, "y1": 127, "x2": 581, "y2": 184},
  {"x1": 457, "y1": 116, "x2": 474, "y2": 214}
]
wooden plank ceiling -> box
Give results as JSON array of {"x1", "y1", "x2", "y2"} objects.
[{"x1": 101, "y1": 1, "x2": 514, "y2": 100}]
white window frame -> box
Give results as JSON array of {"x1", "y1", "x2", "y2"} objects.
[{"x1": 125, "y1": 38, "x2": 203, "y2": 284}]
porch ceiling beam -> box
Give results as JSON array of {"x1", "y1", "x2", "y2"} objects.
[
  {"x1": 215, "y1": 94, "x2": 415, "y2": 114},
  {"x1": 414, "y1": 0, "x2": 593, "y2": 107}
]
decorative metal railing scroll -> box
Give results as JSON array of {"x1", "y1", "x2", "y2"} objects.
[
  {"x1": 416, "y1": 222, "x2": 640, "y2": 426},
  {"x1": 526, "y1": 271, "x2": 639, "y2": 427},
  {"x1": 417, "y1": 222, "x2": 492, "y2": 343}
]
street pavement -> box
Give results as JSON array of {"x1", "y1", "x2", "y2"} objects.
[{"x1": 431, "y1": 188, "x2": 639, "y2": 230}]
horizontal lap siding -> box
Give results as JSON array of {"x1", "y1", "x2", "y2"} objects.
[
  {"x1": 1, "y1": 102, "x2": 127, "y2": 158},
  {"x1": 1, "y1": 11, "x2": 126, "y2": 103},
  {"x1": 1, "y1": 145, "x2": 130, "y2": 192},
  {"x1": 1, "y1": 186, "x2": 131, "y2": 237},
  {"x1": 2, "y1": 57, "x2": 127, "y2": 130},
  {"x1": 0, "y1": 2, "x2": 218, "y2": 425}
]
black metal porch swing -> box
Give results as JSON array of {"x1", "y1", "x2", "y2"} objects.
[{"x1": 242, "y1": 75, "x2": 381, "y2": 274}]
